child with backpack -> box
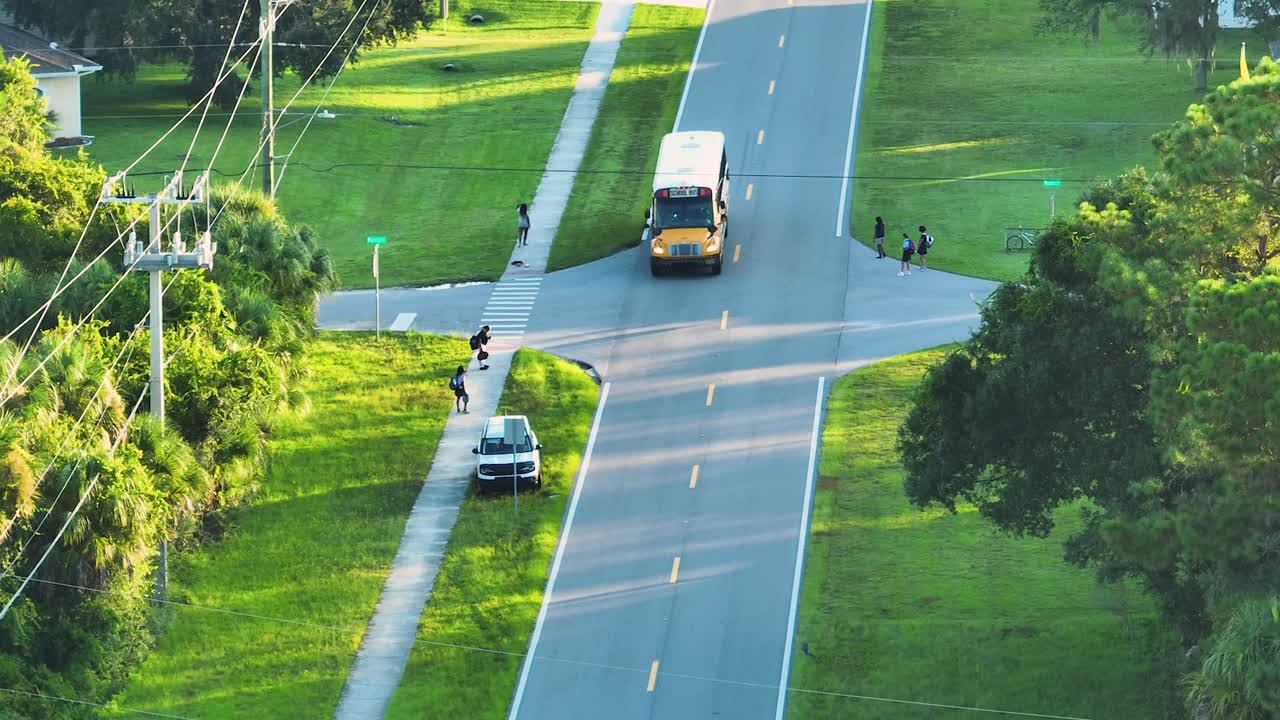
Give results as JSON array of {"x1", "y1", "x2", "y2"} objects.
[
  {"x1": 917, "y1": 225, "x2": 934, "y2": 270},
  {"x1": 469, "y1": 325, "x2": 491, "y2": 370},
  {"x1": 898, "y1": 233, "x2": 915, "y2": 276},
  {"x1": 449, "y1": 366, "x2": 469, "y2": 414}
]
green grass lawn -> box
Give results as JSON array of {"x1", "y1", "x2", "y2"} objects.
[
  {"x1": 385, "y1": 349, "x2": 599, "y2": 719},
  {"x1": 109, "y1": 333, "x2": 470, "y2": 719},
  {"x1": 787, "y1": 348, "x2": 1180, "y2": 720},
  {"x1": 81, "y1": 0, "x2": 600, "y2": 289},
  {"x1": 548, "y1": 4, "x2": 705, "y2": 271},
  {"x1": 850, "y1": 0, "x2": 1275, "y2": 281}
]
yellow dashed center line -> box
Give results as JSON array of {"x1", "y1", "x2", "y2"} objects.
[
  {"x1": 778, "y1": 34, "x2": 785, "y2": 48},
  {"x1": 669, "y1": 556, "x2": 681, "y2": 584},
  {"x1": 706, "y1": 384, "x2": 716, "y2": 406},
  {"x1": 757, "y1": 129, "x2": 765, "y2": 145},
  {"x1": 689, "y1": 464, "x2": 700, "y2": 489},
  {"x1": 768, "y1": 79, "x2": 776, "y2": 95},
  {"x1": 647, "y1": 661, "x2": 660, "y2": 692},
  {"x1": 720, "y1": 310, "x2": 729, "y2": 330},
  {"x1": 733, "y1": 244, "x2": 741, "y2": 263},
  {"x1": 745, "y1": 183, "x2": 754, "y2": 200}
]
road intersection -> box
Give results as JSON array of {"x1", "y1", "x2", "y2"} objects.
[{"x1": 319, "y1": 0, "x2": 997, "y2": 716}]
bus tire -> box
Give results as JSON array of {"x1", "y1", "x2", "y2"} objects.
[
  {"x1": 711, "y1": 255, "x2": 723, "y2": 276},
  {"x1": 650, "y1": 258, "x2": 664, "y2": 276}
]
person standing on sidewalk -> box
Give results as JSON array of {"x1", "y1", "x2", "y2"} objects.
[
  {"x1": 470, "y1": 325, "x2": 491, "y2": 370},
  {"x1": 449, "y1": 366, "x2": 469, "y2": 414},
  {"x1": 873, "y1": 216, "x2": 886, "y2": 258},
  {"x1": 516, "y1": 203, "x2": 531, "y2": 247},
  {"x1": 898, "y1": 233, "x2": 914, "y2": 276},
  {"x1": 917, "y1": 225, "x2": 933, "y2": 271}
]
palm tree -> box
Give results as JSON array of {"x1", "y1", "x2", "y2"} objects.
[
  {"x1": 129, "y1": 415, "x2": 212, "y2": 542},
  {"x1": 0, "y1": 411, "x2": 39, "y2": 544},
  {"x1": 1184, "y1": 597, "x2": 1280, "y2": 719},
  {"x1": 32, "y1": 334, "x2": 125, "y2": 438},
  {"x1": 34, "y1": 447, "x2": 156, "y2": 590},
  {"x1": 0, "y1": 258, "x2": 51, "y2": 340}
]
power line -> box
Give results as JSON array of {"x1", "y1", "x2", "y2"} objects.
[
  {"x1": 81, "y1": 110, "x2": 1178, "y2": 129},
  {"x1": 275, "y1": 0, "x2": 384, "y2": 191},
  {"x1": 0, "y1": 315, "x2": 148, "y2": 552},
  {"x1": 880, "y1": 53, "x2": 1261, "y2": 62},
  {"x1": 0, "y1": 10, "x2": 259, "y2": 407},
  {"x1": 0, "y1": 686, "x2": 196, "y2": 719},
  {"x1": 176, "y1": 0, "x2": 257, "y2": 180},
  {"x1": 0, "y1": 384, "x2": 150, "y2": 621},
  {"x1": 258, "y1": 0, "x2": 378, "y2": 197},
  {"x1": 0, "y1": 36, "x2": 263, "y2": 352},
  {"x1": 65, "y1": 41, "x2": 352, "y2": 51},
  {"x1": 127, "y1": 160, "x2": 1096, "y2": 185},
  {"x1": 16, "y1": 573, "x2": 1101, "y2": 720}
]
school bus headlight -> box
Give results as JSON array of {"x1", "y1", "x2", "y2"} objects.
[
  {"x1": 651, "y1": 243, "x2": 665, "y2": 255},
  {"x1": 704, "y1": 237, "x2": 720, "y2": 253}
]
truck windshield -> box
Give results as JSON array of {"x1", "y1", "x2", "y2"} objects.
[
  {"x1": 481, "y1": 436, "x2": 533, "y2": 454},
  {"x1": 655, "y1": 195, "x2": 715, "y2": 229}
]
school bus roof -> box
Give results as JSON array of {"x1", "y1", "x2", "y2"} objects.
[{"x1": 653, "y1": 131, "x2": 725, "y2": 194}]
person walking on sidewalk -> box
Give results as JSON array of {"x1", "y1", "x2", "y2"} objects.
[
  {"x1": 470, "y1": 325, "x2": 491, "y2": 370},
  {"x1": 898, "y1": 233, "x2": 914, "y2": 276},
  {"x1": 917, "y1": 225, "x2": 933, "y2": 271},
  {"x1": 873, "y1": 216, "x2": 886, "y2": 258},
  {"x1": 516, "y1": 203, "x2": 531, "y2": 247},
  {"x1": 449, "y1": 366, "x2": 469, "y2": 414}
]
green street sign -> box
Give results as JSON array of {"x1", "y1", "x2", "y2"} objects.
[
  {"x1": 1042, "y1": 180, "x2": 1062, "y2": 187},
  {"x1": 367, "y1": 235, "x2": 387, "y2": 245}
]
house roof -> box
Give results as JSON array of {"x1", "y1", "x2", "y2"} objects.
[{"x1": 0, "y1": 24, "x2": 101, "y2": 76}]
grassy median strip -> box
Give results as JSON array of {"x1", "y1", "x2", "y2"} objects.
[
  {"x1": 549, "y1": 3, "x2": 706, "y2": 271},
  {"x1": 110, "y1": 333, "x2": 469, "y2": 719},
  {"x1": 787, "y1": 348, "x2": 1179, "y2": 720},
  {"x1": 385, "y1": 349, "x2": 599, "y2": 719},
  {"x1": 849, "y1": 0, "x2": 1271, "y2": 281},
  {"x1": 83, "y1": 0, "x2": 599, "y2": 289}
]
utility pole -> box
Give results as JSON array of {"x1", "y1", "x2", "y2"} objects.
[
  {"x1": 440, "y1": 0, "x2": 448, "y2": 21},
  {"x1": 103, "y1": 171, "x2": 216, "y2": 598},
  {"x1": 260, "y1": 0, "x2": 276, "y2": 197}
]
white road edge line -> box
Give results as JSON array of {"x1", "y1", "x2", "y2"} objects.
[
  {"x1": 774, "y1": 376, "x2": 825, "y2": 720},
  {"x1": 834, "y1": 0, "x2": 874, "y2": 238},
  {"x1": 508, "y1": 382, "x2": 611, "y2": 720},
  {"x1": 672, "y1": 0, "x2": 716, "y2": 131}
]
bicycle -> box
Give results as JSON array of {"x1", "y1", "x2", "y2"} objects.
[{"x1": 1004, "y1": 226, "x2": 1043, "y2": 252}]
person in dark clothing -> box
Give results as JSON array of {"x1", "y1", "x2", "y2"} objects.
[
  {"x1": 898, "y1": 233, "x2": 914, "y2": 276},
  {"x1": 873, "y1": 216, "x2": 886, "y2": 258},
  {"x1": 449, "y1": 366, "x2": 469, "y2": 413},
  {"x1": 517, "y1": 203, "x2": 531, "y2": 246},
  {"x1": 917, "y1": 225, "x2": 932, "y2": 270},
  {"x1": 470, "y1": 325, "x2": 491, "y2": 370}
]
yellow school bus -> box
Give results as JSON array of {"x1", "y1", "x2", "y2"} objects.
[{"x1": 646, "y1": 131, "x2": 729, "y2": 276}]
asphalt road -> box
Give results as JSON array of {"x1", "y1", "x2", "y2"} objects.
[
  {"x1": 506, "y1": 1, "x2": 981, "y2": 718},
  {"x1": 316, "y1": 0, "x2": 997, "y2": 715}
]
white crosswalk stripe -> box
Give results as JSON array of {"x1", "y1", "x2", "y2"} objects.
[{"x1": 472, "y1": 277, "x2": 543, "y2": 347}]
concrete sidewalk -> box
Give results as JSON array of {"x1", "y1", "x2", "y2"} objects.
[{"x1": 331, "y1": 4, "x2": 636, "y2": 719}]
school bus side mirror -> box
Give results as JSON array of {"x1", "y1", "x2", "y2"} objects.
[{"x1": 720, "y1": 214, "x2": 727, "y2": 225}]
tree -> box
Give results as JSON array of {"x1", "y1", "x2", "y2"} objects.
[
  {"x1": 0, "y1": 56, "x2": 120, "y2": 274},
  {"x1": 1184, "y1": 597, "x2": 1280, "y2": 719},
  {"x1": 1040, "y1": 0, "x2": 1230, "y2": 90},
  {"x1": 0, "y1": 0, "x2": 434, "y2": 108},
  {"x1": 899, "y1": 61, "x2": 1280, "y2": 712}
]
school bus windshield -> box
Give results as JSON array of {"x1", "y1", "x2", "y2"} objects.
[{"x1": 655, "y1": 195, "x2": 716, "y2": 229}]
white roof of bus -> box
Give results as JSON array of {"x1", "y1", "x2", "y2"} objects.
[{"x1": 653, "y1": 131, "x2": 725, "y2": 194}]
